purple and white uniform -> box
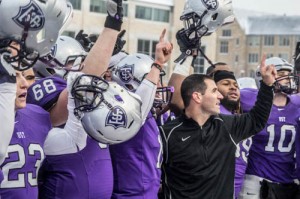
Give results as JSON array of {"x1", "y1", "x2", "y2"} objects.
[
  {"x1": 110, "y1": 112, "x2": 162, "y2": 199},
  {"x1": 0, "y1": 104, "x2": 51, "y2": 199},
  {"x1": 38, "y1": 137, "x2": 113, "y2": 199},
  {"x1": 156, "y1": 111, "x2": 176, "y2": 126},
  {"x1": 245, "y1": 94, "x2": 299, "y2": 183},
  {"x1": 239, "y1": 91, "x2": 300, "y2": 198},
  {"x1": 27, "y1": 74, "x2": 114, "y2": 198},
  {"x1": 27, "y1": 76, "x2": 66, "y2": 111}
]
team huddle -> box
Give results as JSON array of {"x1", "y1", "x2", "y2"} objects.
[{"x1": 0, "y1": 0, "x2": 299, "y2": 199}]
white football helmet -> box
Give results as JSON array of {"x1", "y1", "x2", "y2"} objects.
[
  {"x1": 0, "y1": 0, "x2": 73, "y2": 71},
  {"x1": 180, "y1": 0, "x2": 234, "y2": 40},
  {"x1": 237, "y1": 77, "x2": 257, "y2": 89},
  {"x1": 111, "y1": 53, "x2": 154, "y2": 91},
  {"x1": 255, "y1": 57, "x2": 299, "y2": 94},
  {"x1": 71, "y1": 74, "x2": 143, "y2": 144},
  {"x1": 39, "y1": 35, "x2": 87, "y2": 71}
]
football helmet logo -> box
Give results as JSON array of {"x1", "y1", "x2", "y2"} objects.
[
  {"x1": 111, "y1": 53, "x2": 154, "y2": 91},
  {"x1": 13, "y1": 1, "x2": 45, "y2": 30},
  {"x1": 119, "y1": 64, "x2": 134, "y2": 83},
  {"x1": 105, "y1": 106, "x2": 127, "y2": 129},
  {"x1": 201, "y1": 0, "x2": 219, "y2": 10}
]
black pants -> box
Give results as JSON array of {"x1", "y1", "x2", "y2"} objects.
[{"x1": 260, "y1": 180, "x2": 299, "y2": 199}]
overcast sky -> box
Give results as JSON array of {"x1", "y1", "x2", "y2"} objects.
[{"x1": 233, "y1": 0, "x2": 300, "y2": 16}]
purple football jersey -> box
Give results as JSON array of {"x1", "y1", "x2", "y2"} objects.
[
  {"x1": 220, "y1": 105, "x2": 252, "y2": 198},
  {"x1": 110, "y1": 112, "x2": 161, "y2": 199},
  {"x1": 27, "y1": 76, "x2": 66, "y2": 110},
  {"x1": 156, "y1": 111, "x2": 176, "y2": 126},
  {"x1": 246, "y1": 95, "x2": 300, "y2": 183},
  {"x1": 0, "y1": 104, "x2": 51, "y2": 199},
  {"x1": 235, "y1": 138, "x2": 252, "y2": 198},
  {"x1": 240, "y1": 88, "x2": 258, "y2": 112},
  {"x1": 38, "y1": 136, "x2": 113, "y2": 199}
]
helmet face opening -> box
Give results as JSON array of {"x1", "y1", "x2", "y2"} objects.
[
  {"x1": 71, "y1": 74, "x2": 109, "y2": 118},
  {"x1": 153, "y1": 86, "x2": 174, "y2": 109},
  {"x1": 274, "y1": 75, "x2": 300, "y2": 95},
  {"x1": 0, "y1": 38, "x2": 39, "y2": 71},
  {"x1": 181, "y1": 12, "x2": 209, "y2": 40}
]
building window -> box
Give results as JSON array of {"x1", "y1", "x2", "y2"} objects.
[
  {"x1": 62, "y1": 30, "x2": 75, "y2": 38},
  {"x1": 278, "y1": 53, "x2": 289, "y2": 60},
  {"x1": 153, "y1": 8, "x2": 169, "y2": 22},
  {"x1": 135, "y1": 6, "x2": 169, "y2": 22},
  {"x1": 220, "y1": 41, "x2": 228, "y2": 53},
  {"x1": 90, "y1": 0, "x2": 106, "y2": 13},
  {"x1": 279, "y1": 36, "x2": 290, "y2": 46},
  {"x1": 264, "y1": 35, "x2": 274, "y2": 46},
  {"x1": 194, "y1": 46, "x2": 206, "y2": 74},
  {"x1": 137, "y1": 39, "x2": 158, "y2": 58},
  {"x1": 266, "y1": 53, "x2": 273, "y2": 58},
  {"x1": 222, "y1": 29, "x2": 231, "y2": 37},
  {"x1": 248, "y1": 53, "x2": 259, "y2": 63},
  {"x1": 69, "y1": 0, "x2": 81, "y2": 10},
  {"x1": 248, "y1": 36, "x2": 260, "y2": 46},
  {"x1": 236, "y1": 38, "x2": 239, "y2": 46}
]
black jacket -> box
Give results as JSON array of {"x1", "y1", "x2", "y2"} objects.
[{"x1": 159, "y1": 82, "x2": 273, "y2": 199}]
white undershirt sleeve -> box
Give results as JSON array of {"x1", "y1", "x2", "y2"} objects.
[
  {"x1": 0, "y1": 83, "x2": 16, "y2": 164},
  {"x1": 135, "y1": 79, "x2": 157, "y2": 123}
]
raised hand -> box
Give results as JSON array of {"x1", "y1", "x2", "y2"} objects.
[
  {"x1": 155, "y1": 29, "x2": 173, "y2": 67},
  {"x1": 75, "y1": 30, "x2": 93, "y2": 52},
  {"x1": 260, "y1": 55, "x2": 277, "y2": 86},
  {"x1": 112, "y1": 29, "x2": 126, "y2": 56},
  {"x1": 106, "y1": 0, "x2": 125, "y2": 22},
  {"x1": 105, "y1": 0, "x2": 125, "y2": 31}
]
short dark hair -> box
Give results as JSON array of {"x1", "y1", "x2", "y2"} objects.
[{"x1": 181, "y1": 74, "x2": 212, "y2": 107}]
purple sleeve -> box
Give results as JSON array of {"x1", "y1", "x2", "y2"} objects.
[{"x1": 27, "y1": 76, "x2": 67, "y2": 111}]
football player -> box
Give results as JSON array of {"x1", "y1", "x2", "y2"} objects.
[
  {"x1": 0, "y1": 0, "x2": 72, "y2": 191},
  {"x1": 239, "y1": 57, "x2": 300, "y2": 199},
  {"x1": 108, "y1": 29, "x2": 173, "y2": 198}
]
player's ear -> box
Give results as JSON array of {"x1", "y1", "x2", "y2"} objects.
[{"x1": 192, "y1": 92, "x2": 202, "y2": 104}]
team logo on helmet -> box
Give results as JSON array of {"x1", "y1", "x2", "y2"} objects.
[
  {"x1": 118, "y1": 64, "x2": 134, "y2": 83},
  {"x1": 201, "y1": 0, "x2": 219, "y2": 11},
  {"x1": 105, "y1": 106, "x2": 127, "y2": 129},
  {"x1": 13, "y1": 1, "x2": 45, "y2": 30}
]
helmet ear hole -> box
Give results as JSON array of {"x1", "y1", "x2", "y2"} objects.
[{"x1": 212, "y1": 13, "x2": 218, "y2": 21}]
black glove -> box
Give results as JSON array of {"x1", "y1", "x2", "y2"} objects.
[
  {"x1": 75, "y1": 30, "x2": 93, "y2": 52},
  {"x1": 105, "y1": 0, "x2": 126, "y2": 31},
  {"x1": 174, "y1": 28, "x2": 200, "y2": 67},
  {"x1": 112, "y1": 29, "x2": 126, "y2": 56}
]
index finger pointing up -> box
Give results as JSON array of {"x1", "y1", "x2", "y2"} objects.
[{"x1": 159, "y1": 29, "x2": 166, "y2": 42}]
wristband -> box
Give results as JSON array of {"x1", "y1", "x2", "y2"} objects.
[{"x1": 151, "y1": 62, "x2": 163, "y2": 72}]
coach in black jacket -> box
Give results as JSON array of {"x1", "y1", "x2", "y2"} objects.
[{"x1": 159, "y1": 60, "x2": 276, "y2": 199}]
